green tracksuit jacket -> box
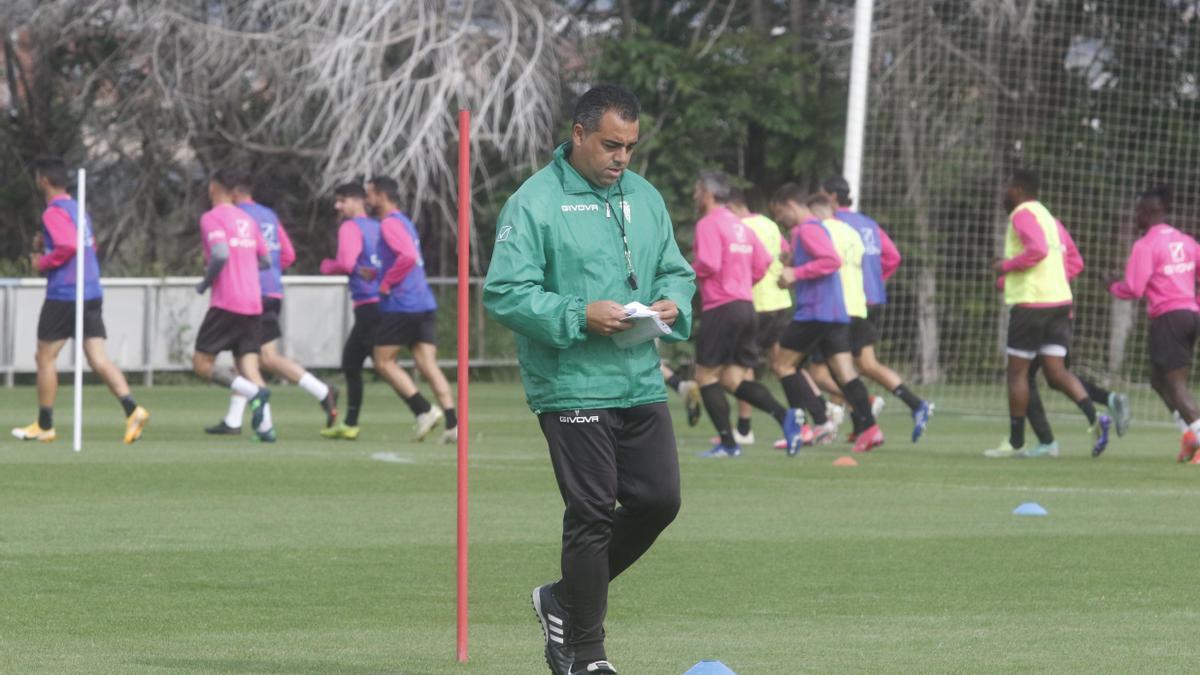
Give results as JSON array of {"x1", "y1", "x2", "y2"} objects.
[{"x1": 483, "y1": 142, "x2": 696, "y2": 414}]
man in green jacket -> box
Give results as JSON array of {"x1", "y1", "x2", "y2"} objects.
[{"x1": 484, "y1": 84, "x2": 695, "y2": 675}]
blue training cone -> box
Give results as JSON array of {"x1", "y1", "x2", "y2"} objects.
[
  {"x1": 684, "y1": 661, "x2": 737, "y2": 675},
  {"x1": 1013, "y1": 501, "x2": 1048, "y2": 516}
]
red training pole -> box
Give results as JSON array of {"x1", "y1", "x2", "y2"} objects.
[{"x1": 455, "y1": 108, "x2": 471, "y2": 663}]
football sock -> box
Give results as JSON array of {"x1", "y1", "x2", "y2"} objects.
[
  {"x1": 444, "y1": 408, "x2": 457, "y2": 429},
  {"x1": 840, "y1": 378, "x2": 876, "y2": 427},
  {"x1": 225, "y1": 395, "x2": 247, "y2": 428},
  {"x1": 736, "y1": 416, "x2": 752, "y2": 435},
  {"x1": 298, "y1": 372, "x2": 330, "y2": 401},
  {"x1": 257, "y1": 403, "x2": 273, "y2": 432},
  {"x1": 230, "y1": 376, "x2": 260, "y2": 398},
  {"x1": 38, "y1": 406, "x2": 53, "y2": 430},
  {"x1": 404, "y1": 392, "x2": 432, "y2": 416},
  {"x1": 733, "y1": 380, "x2": 787, "y2": 425},
  {"x1": 1010, "y1": 416, "x2": 1026, "y2": 449},
  {"x1": 781, "y1": 373, "x2": 827, "y2": 425},
  {"x1": 850, "y1": 407, "x2": 868, "y2": 434},
  {"x1": 345, "y1": 368, "x2": 363, "y2": 426},
  {"x1": 119, "y1": 395, "x2": 137, "y2": 417},
  {"x1": 700, "y1": 383, "x2": 735, "y2": 447},
  {"x1": 1075, "y1": 397, "x2": 1098, "y2": 426},
  {"x1": 892, "y1": 383, "x2": 923, "y2": 413},
  {"x1": 1081, "y1": 378, "x2": 1112, "y2": 407}
]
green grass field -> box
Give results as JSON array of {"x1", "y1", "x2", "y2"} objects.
[{"x1": 4, "y1": 381, "x2": 1200, "y2": 674}]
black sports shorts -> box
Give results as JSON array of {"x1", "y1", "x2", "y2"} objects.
[
  {"x1": 695, "y1": 300, "x2": 757, "y2": 368},
  {"x1": 779, "y1": 320, "x2": 851, "y2": 358},
  {"x1": 38, "y1": 298, "x2": 105, "y2": 342},
  {"x1": 374, "y1": 310, "x2": 439, "y2": 348},
  {"x1": 1148, "y1": 310, "x2": 1200, "y2": 371},
  {"x1": 195, "y1": 307, "x2": 262, "y2": 357}
]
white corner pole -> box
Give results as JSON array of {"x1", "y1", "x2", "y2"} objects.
[
  {"x1": 842, "y1": 0, "x2": 875, "y2": 211},
  {"x1": 73, "y1": 168, "x2": 86, "y2": 453}
]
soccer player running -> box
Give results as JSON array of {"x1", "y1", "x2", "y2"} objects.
[
  {"x1": 484, "y1": 85, "x2": 695, "y2": 675},
  {"x1": 12, "y1": 157, "x2": 149, "y2": 444},
  {"x1": 192, "y1": 169, "x2": 276, "y2": 442},
  {"x1": 691, "y1": 170, "x2": 802, "y2": 458},
  {"x1": 770, "y1": 186, "x2": 884, "y2": 454},
  {"x1": 819, "y1": 176, "x2": 935, "y2": 442},
  {"x1": 365, "y1": 175, "x2": 457, "y2": 442},
  {"x1": 319, "y1": 183, "x2": 382, "y2": 440},
  {"x1": 984, "y1": 170, "x2": 1111, "y2": 458},
  {"x1": 205, "y1": 174, "x2": 339, "y2": 435},
  {"x1": 1108, "y1": 186, "x2": 1200, "y2": 462},
  {"x1": 725, "y1": 188, "x2": 798, "y2": 446}
]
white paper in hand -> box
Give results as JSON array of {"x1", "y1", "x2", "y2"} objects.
[{"x1": 611, "y1": 301, "x2": 672, "y2": 348}]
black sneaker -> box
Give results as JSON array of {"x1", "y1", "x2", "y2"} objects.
[
  {"x1": 204, "y1": 420, "x2": 242, "y2": 435},
  {"x1": 249, "y1": 388, "x2": 271, "y2": 432},
  {"x1": 569, "y1": 661, "x2": 617, "y2": 674},
  {"x1": 532, "y1": 583, "x2": 574, "y2": 675},
  {"x1": 320, "y1": 385, "x2": 339, "y2": 428}
]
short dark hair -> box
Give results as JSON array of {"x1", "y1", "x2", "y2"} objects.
[
  {"x1": 771, "y1": 182, "x2": 808, "y2": 206},
  {"x1": 334, "y1": 182, "x2": 366, "y2": 200},
  {"x1": 1138, "y1": 183, "x2": 1174, "y2": 212},
  {"x1": 727, "y1": 186, "x2": 747, "y2": 206},
  {"x1": 231, "y1": 170, "x2": 254, "y2": 193},
  {"x1": 211, "y1": 168, "x2": 244, "y2": 192},
  {"x1": 806, "y1": 194, "x2": 832, "y2": 211},
  {"x1": 368, "y1": 175, "x2": 402, "y2": 204},
  {"x1": 821, "y1": 175, "x2": 852, "y2": 207},
  {"x1": 1007, "y1": 169, "x2": 1040, "y2": 197},
  {"x1": 32, "y1": 156, "x2": 69, "y2": 189},
  {"x1": 573, "y1": 84, "x2": 640, "y2": 133}
]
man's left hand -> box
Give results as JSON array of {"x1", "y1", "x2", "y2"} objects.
[
  {"x1": 650, "y1": 299, "x2": 679, "y2": 326},
  {"x1": 990, "y1": 258, "x2": 1007, "y2": 275}
]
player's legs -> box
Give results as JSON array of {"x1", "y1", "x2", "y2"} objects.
[
  {"x1": 82, "y1": 337, "x2": 130, "y2": 399},
  {"x1": 1162, "y1": 366, "x2": 1198, "y2": 422},
  {"x1": 82, "y1": 337, "x2": 148, "y2": 442},
  {"x1": 411, "y1": 342, "x2": 453, "y2": 411},
  {"x1": 773, "y1": 346, "x2": 828, "y2": 426},
  {"x1": 261, "y1": 339, "x2": 337, "y2": 426},
  {"x1": 260, "y1": 340, "x2": 305, "y2": 383},
  {"x1": 806, "y1": 361, "x2": 845, "y2": 403},
  {"x1": 825, "y1": 350, "x2": 877, "y2": 431},
  {"x1": 855, "y1": 346, "x2": 901, "y2": 390},
  {"x1": 14, "y1": 339, "x2": 66, "y2": 439},
  {"x1": 193, "y1": 351, "x2": 219, "y2": 381},
  {"x1": 412, "y1": 341, "x2": 459, "y2": 441},
  {"x1": 1040, "y1": 355, "x2": 1103, "y2": 444},
  {"x1": 374, "y1": 344, "x2": 419, "y2": 397},
  {"x1": 35, "y1": 339, "x2": 66, "y2": 409},
  {"x1": 1005, "y1": 353, "x2": 1034, "y2": 449},
  {"x1": 1024, "y1": 359, "x2": 1056, "y2": 446}
]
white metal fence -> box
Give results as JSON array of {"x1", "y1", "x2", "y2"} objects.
[{"x1": 0, "y1": 275, "x2": 511, "y2": 386}]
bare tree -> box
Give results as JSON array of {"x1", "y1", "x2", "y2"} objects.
[{"x1": 137, "y1": 0, "x2": 566, "y2": 258}]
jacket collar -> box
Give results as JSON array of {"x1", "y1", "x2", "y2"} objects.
[{"x1": 553, "y1": 142, "x2": 637, "y2": 197}]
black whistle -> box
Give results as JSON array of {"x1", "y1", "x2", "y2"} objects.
[{"x1": 628, "y1": 273, "x2": 639, "y2": 290}]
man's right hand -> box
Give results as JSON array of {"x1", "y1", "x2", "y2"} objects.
[{"x1": 586, "y1": 300, "x2": 632, "y2": 337}]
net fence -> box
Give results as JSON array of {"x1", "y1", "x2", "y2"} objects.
[{"x1": 862, "y1": 0, "x2": 1200, "y2": 422}]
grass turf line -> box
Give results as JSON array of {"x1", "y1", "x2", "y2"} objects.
[{"x1": 2, "y1": 382, "x2": 1200, "y2": 673}]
